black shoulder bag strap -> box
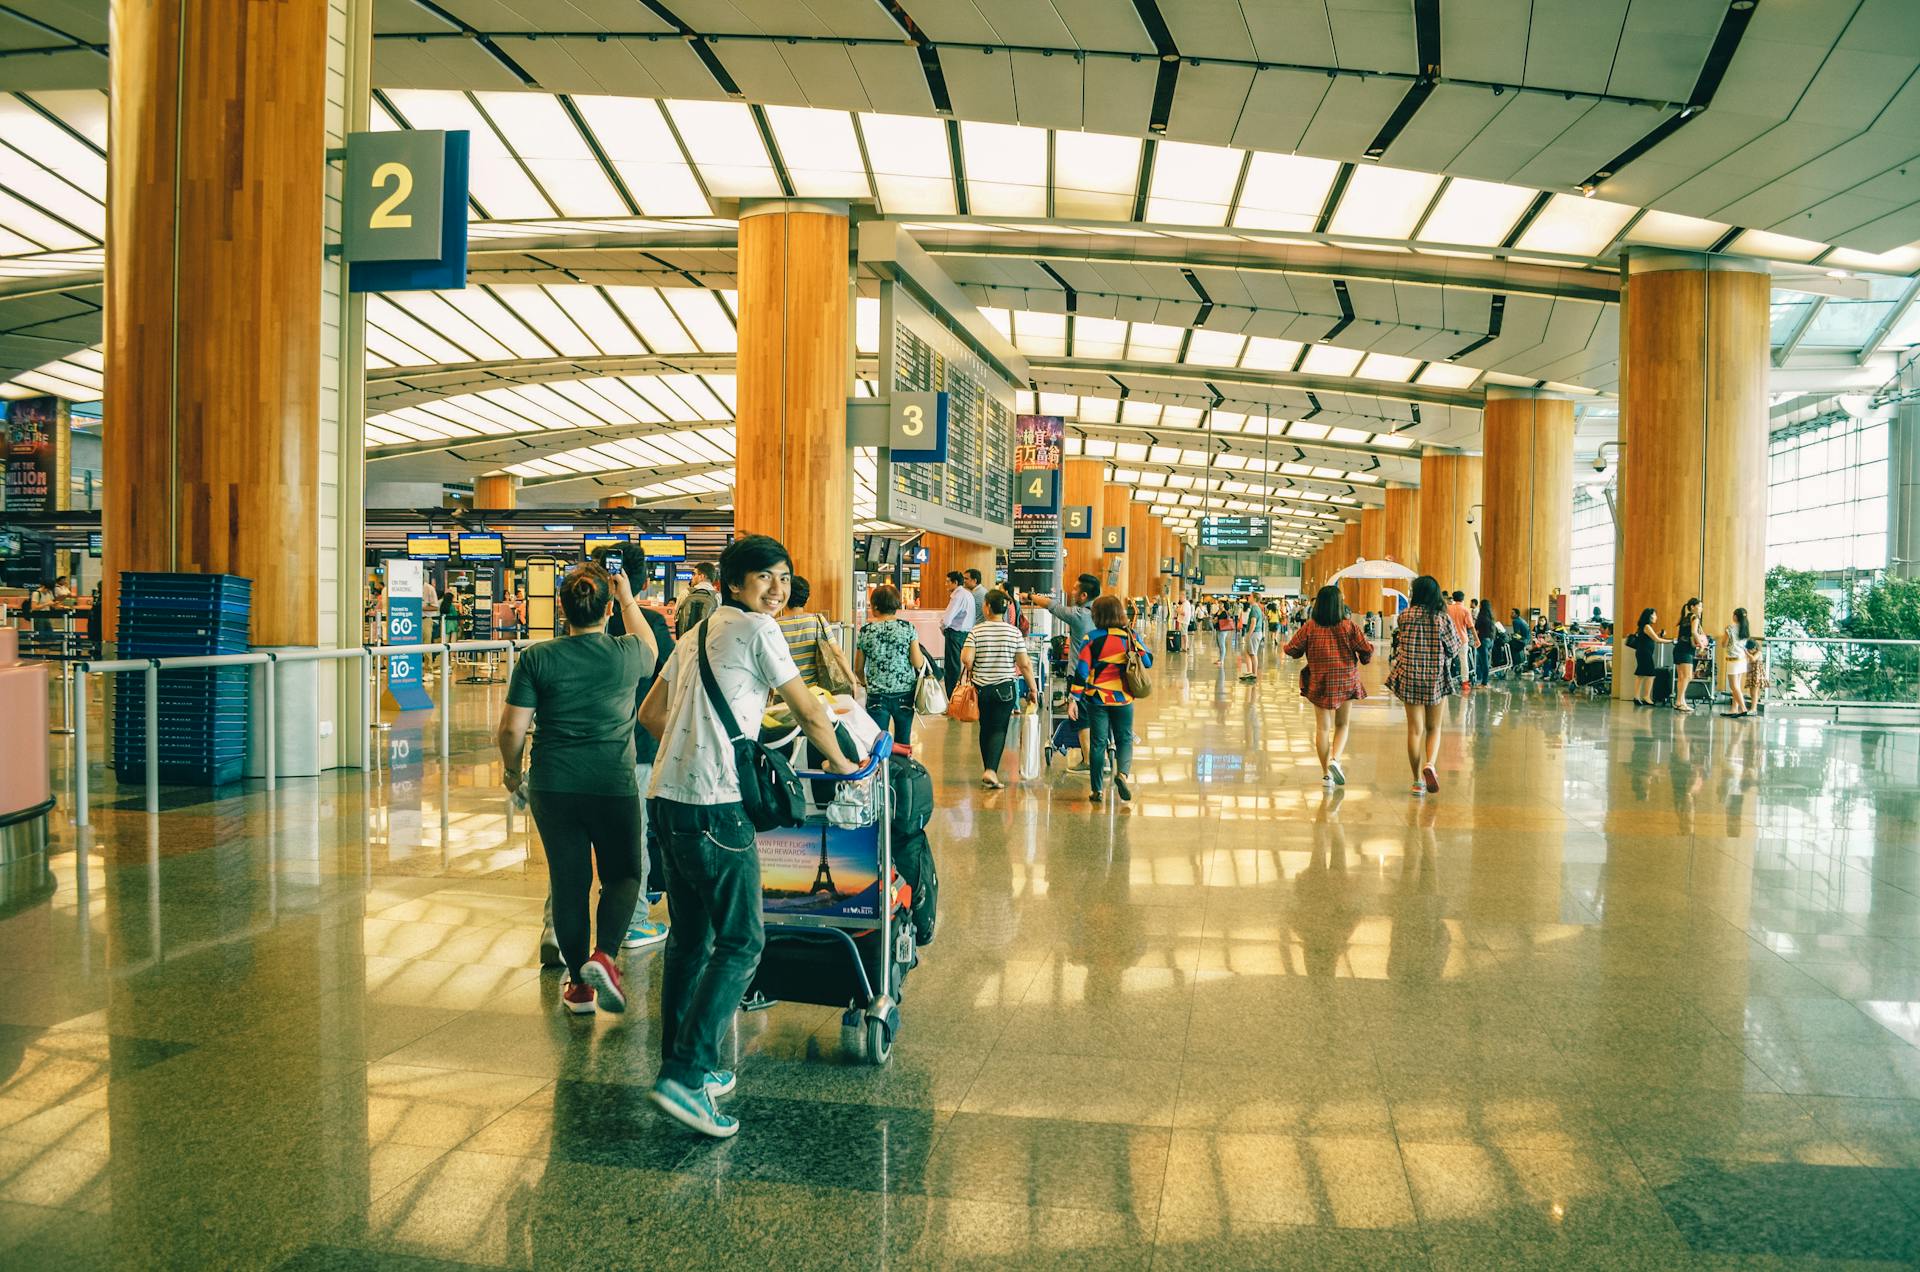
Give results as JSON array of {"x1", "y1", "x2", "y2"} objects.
[
  {"x1": 690, "y1": 616, "x2": 805, "y2": 830},
  {"x1": 692, "y1": 617, "x2": 745, "y2": 743}
]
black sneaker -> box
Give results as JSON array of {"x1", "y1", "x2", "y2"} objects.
[
  {"x1": 1113, "y1": 772, "x2": 1133, "y2": 802},
  {"x1": 1089, "y1": 788, "x2": 1103, "y2": 804}
]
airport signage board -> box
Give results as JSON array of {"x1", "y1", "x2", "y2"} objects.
[
  {"x1": 382, "y1": 559, "x2": 434, "y2": 711},
  {"x1": 638, "y1": 534, "x2": 686, "y2": 561},
  {"x1": 1062, "y1": 505, "x2": 1092, "y2": 538},
  {"x1": 1008, "y1": 414, "x2": 1063, "y2": 593},
  {"x1": 1101, "y1": 525, "x2": 1126, "y2": 553},
  {"x1": 890, "y1": 391, "x2": 948, "y2": 463},
  {"x1": 346, "y1": 129, "x2": 470, "y2": 293},
  {"x1": 1199, "y1": 515, "x2": 1270, "y2": 551},
  {"x1": 4, "y1": 396, "x2": 67, "y2": 514}
]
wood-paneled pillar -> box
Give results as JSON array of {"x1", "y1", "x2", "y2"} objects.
[
  {"x1": 104, "y1": 0, "x2": 330, "y2": 648},
  {"x1": 1062, "y1": 457, "x2": 1104, "y2": 588},
  {"x1": 1619, "y1": 249, "x2": 1770, "y2": 675},
  {"x1": 1384, "y1": 485, "x2": 1420, "y2": 602},
  {"x1": 1419, "y1": 451, "x2": 1482, "y2": 598},
  {"x1": 598, "y1": 493, "x2": 636, "y2": 510},
  {"x1": 476, "y1": 475, "x2": 519, "y2": 510},
  {"x1": 1355, "y1": 507, "x2": 1387, "y2": 614},
  {"x1": 1126, "y1": 502, "x2": 1155, "y2": 598},
  {"x1": 918, "y1": 532, "x2": 994, "y2": 609},
  {"x1": 1100, "y1": 482, "x2": 1131, "y2": 595},
  {"x1": 733, "y1": 201, "x2": 852, "y2": 619},
  {"x1": 1480, "y1": 388, "x2": 1574, "y2": 623}
]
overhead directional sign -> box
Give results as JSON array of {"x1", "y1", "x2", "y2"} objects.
[
  {"x1": 1199, "y1": 515, "x2": 1271, "y2": 551},
  {"x1": 890, "y1": 390, "x2": 949, "y2": 463},
  {"x1": 1101, "y1": 525, "x2": 1126, "y2": 553},
  {"x1": 346, "y1": 129, "x2": 470, "y2": 293},
  {"x1": 1062, "y1": 506, "x2": 1092, "y2": 538}
]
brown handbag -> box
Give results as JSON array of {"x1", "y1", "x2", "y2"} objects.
[
  {"x1": 1120, "y1": 631, "x2": 1153, "y2": 699},
  {"x1": 947, "y1": 681, "x2": 980, "y2": 722}
]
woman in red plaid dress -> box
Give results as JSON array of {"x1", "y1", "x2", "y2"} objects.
[
  {"x1": 1387, "y1": 575, "x2": 1463, "y2": 795},
  {"x1": 1284, "y1": 585, "x2": 1372, "y2": 787}
]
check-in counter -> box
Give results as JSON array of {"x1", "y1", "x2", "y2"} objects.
[{"x1": 0, "y1": 626, "x2": 51, "y2": 860}]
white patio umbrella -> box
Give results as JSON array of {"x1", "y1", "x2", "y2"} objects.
[{"x1": 1326, "y1": 557, "x2": 1418, "y2": 583}]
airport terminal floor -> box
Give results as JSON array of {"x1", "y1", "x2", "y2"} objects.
[{"x1": 2, "y1": 639, "x2": 1919, "y2": 1270}]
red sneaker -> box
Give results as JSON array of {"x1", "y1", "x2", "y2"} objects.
[
  {"x1": 582, "y1": 950, "x2": 626, "y2": 1013},
  {"x1": 561, "y1": 977, "x2": 596, "y2": 1015}
]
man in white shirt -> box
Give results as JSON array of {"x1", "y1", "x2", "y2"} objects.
[
  {"x1": 639, "y1": 534, "x2": 852, "y2": 1140},
  {"x1": 939, "y1": 570, "x2": 975, "y2": 696}
]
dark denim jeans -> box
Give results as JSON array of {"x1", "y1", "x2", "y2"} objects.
[
  {"x1": 649, "y1": 798, "x2": 765, "y2": 1087},
  {"x1": 1083, "y1": 698, "x2": 1135, "y2": 794},
  {"x1": 865, "y1": 690, "x2": 914, "y2": 745}
]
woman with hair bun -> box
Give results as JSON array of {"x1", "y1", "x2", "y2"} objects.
[{"x1": 496, "y1": 561, "x2": 658, "y2": 1016}]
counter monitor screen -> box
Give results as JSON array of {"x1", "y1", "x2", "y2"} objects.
[
  {"x1": 406, "y1": 533, "x2": 451, "y2": 559},
  {"x1": 582, "y1": 533, "x2": 629, "y2": 556},
  {"x1": 638, "y1": 534, "x2": 686, "y2": 561},
  {"x1": 456, "y1": 533, "x2": 503, "y2": 558}
]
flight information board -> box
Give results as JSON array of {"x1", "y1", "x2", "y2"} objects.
[
  {"x1": 1199, "y1": 515, "x2": 1270, "y2": 551},
  {"x1": 881, "y1": 286, "x2": 1015, "y2": 547}
]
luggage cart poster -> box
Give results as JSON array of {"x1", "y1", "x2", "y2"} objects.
[{"x1": 759, "y1": 823, "x2": 882, "y2": 919}]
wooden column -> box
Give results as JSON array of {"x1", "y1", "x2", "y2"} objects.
[
  {"x1": 598, "y1": 493, "x2": 636, "y2": 510},
  {"x1": 1480, "y1": 388, "x2": 1574, "y2": 623},
  {"x1": 1620, "y1": 249, "x2": 1771, "y2": 666},
  {"x1": 1355, "y1": 507, "x2": 1387, "y2": 614},
  {"x1": 1384, "y1": 485, "x2": 1420, "y2": 594},
  {"x1": 733, "y1": 201, "x2": 852, "y2": 619},
  {"x1": 475, "y1": 474, "x2": 519, "y2": 510},
  {"x1": 1062, "y1": 457, "x2": 1104, "y2": 587},
  {"x1": 1100, "y1": 483, "x2": 1131, "y2": 595},
  {"x1": 918, "y1": 532, "x2": 993, "y2": 608},
  {"x1": 1126, "y1": 502, "x2": 1155, "y2": 598},
  {"x1": 104, "y1": 0, "x2": 329, "y2": 648},
  {"x1": 1419, "y1": 451, "x2": 1482, "y2": 598}
]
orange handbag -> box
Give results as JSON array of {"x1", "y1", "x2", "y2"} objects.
[{"x1": 947, "y1": 682, "x2": 980, "y2": 722}]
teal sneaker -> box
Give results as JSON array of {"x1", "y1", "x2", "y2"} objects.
[
  {"x1": 622, "y1": 918, "x2": 668, "y2": 950},
  {"x1": 703, "y1": 1069, "x2": 736, "y2": 1099},
  {"x1": 649, "y1": 1077, "x2": 739, "y2": 1139}
]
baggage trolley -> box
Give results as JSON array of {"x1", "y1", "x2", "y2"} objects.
[{"x1": 746, "y1": 733, "x2": 911, "y2": 1065}]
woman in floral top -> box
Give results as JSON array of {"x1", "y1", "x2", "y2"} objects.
[
  {"x1": 1386, "y1": 575, "x2": 1463, "y2": 796},
  {"x1": 1284, "y1": 585, "x2": 1372, "y2": 787},
  {"x1": 1070, "y1": 594, "x2": 1153, "y2": 804},
  {"x1": 854, "y1": 584, "x2": 926, "y2": 744}
]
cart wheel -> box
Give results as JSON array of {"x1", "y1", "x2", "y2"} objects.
[
  {"x1": 839, "y1": 1008, "x2": 867, "y2": 1062},
  {"x1": 865, "y1": 1016, "x2": 893, "y2": 1066}
]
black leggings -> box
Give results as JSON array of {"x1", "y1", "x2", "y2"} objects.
[
  {"x1": 529, "y1": 790, "x2": 642, "y2": 976},
  {"x1": 977, "y1": 682, "x2": 1016, "y2": 771}
]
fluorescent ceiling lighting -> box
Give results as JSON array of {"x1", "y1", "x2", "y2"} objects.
[
  {"x1": 570, "y1": 96, "x2": 710, "y2": 216},
  {"x1": 1621, "y1": 209, "x2": 1731, "y2": 251},
  {"x1": 1326, "y1": 166, "x2": 1442, "y2": 240},
  {"x1": 1514, "y1": 193, "x2": 1635, "y2": 256},
  {"x1": 1053, "y1": 131, "x2": 1142, "y2": 220},
  {"x1": 763, "y1": 106, "x2": 869, "y2": 199},
  {"x1": 961, "y1": 121, "x2": 1047, "y2": 217},
  {"x1": 1416, "y1": 178, "x2": 1533, "y2": 247},
  {"x1": 664, "y1": 99, "x2": 781, "y2": 198},
  {"x1": 1300, "y1": 344, "x2": 1365, "y2": 376},
  {"x1": 859, "y1": 113, "x2": 954, "y2": 214},
  {"x1": 1232, "y1": 152, "x2": 1338, "y2": 232},
  {"x1": 1145, "y1": 141, "x2": 1243, "y2": 227}
]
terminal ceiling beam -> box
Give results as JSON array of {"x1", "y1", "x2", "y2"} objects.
[
  {"x1": 515, "y1": 459, "x2": 733, "y2": 494},
  {"x1": 365, "y1": 351, "x2": 738, "y2": 410},
  {"x1": 1024, "y1": 357, "x2": 1482, "y2": 414},
  {"x1": 364, "y1": 417, "x2": 730, "y2": 464}
]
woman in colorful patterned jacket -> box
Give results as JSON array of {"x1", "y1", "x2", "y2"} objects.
[
  {"x1": 1284, "y1": 585, "x2": 1372, "y2": 787},
  {"x1": 1069, "y1": 593, "x2": 1152, "y2": 805}
]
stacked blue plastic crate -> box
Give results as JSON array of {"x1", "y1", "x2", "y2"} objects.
[{"x1": 112, "y1": 572, "x2": 252, "y2": 786}]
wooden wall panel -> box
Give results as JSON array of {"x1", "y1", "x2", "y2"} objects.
[
  {"x1": 1384, "y1": 486, "x2": 1420, "y2": 586},
  {"x1": 1418, "y1": 452, "x2": 1482, "y2": 598},
  {"x1": 1621, "y1": 262, "x2": 1770, "y2": 667},
  {"x1": 1100, "y1": 483, "x2": 1132, "y2": 596},
  {"x1": 474, "y1": 475, "x2": 518, "y2": 509},
  {"x1": 1127, "y1": 502, "x2": 1155, "y2": 598},
  {"x1": 733, "y1": 207, "x2": 852, "y2": 619},
  {"x1": 1355, "y1": 507, "x2": 1387, "y2": 613},
  {"x1": 105, "y1": 0, "x2": 328, "y2": 648},
  {"x1": 1062, "y1": 458, "x2": 1105, "y2": 587},
  {"x1": 918, "y1": 533, "x2": 994, "y2": 610},
  {"x1": 1480, "y1": 394, "x2": 1574, "y2": 623}
]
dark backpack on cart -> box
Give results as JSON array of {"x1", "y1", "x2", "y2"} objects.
[{"x1": 886, "y1": 753, "x2": 938, "y2": 945}]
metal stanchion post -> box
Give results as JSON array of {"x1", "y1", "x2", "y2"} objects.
[
  {"x1": 439, "y1": 644, "x2": 452, "y2": 763},
  {"x1": 360, "y1": 649, "x2": 373, "y2": 770},
  {"x1": 144, "y1": 660, "x2": 159, "y2": 815},
  {"x1": 263, "y1": 652, "x2": 277, "y2": 792},
  {"x1": 73, "y1": 666, "x2": 89, "y2": 828}
]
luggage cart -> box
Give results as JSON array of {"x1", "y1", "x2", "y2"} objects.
[
  {"x1": 1030, "y1": 634, "x2": 1072, "y2": 768},
  {"x1": 745, "y1": 733, "x2": 910, "y2": 1065}
]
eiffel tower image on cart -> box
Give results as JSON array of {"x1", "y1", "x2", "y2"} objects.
[{"x1": 809, "y1": 835, "x2": 841, "y2": 901}]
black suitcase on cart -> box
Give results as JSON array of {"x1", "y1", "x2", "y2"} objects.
[{"x1": 1166, "y1": 630, "x2": 1183, "y2": 653}]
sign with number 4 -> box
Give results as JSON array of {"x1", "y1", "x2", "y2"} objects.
[{"x1": 1016, "y1": 468, "x2": 1058, "y2": 510}]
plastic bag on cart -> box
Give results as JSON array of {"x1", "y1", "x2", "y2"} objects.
[{"x1": 1019, "y1": 709, "x2": 1043, "y2": 780}]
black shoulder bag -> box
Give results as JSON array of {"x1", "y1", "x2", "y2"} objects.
[{"x1": 694, "y1": 618, "x2": 807, "y2": 832}]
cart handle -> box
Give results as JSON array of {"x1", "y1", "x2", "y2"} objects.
[{"x1": 795, "y1": 732, "x2": 893, "y2": 782}]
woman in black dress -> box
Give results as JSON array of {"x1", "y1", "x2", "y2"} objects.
[{"x1": 1630, "y1": 607, "x2": 1669, "y2": 706}]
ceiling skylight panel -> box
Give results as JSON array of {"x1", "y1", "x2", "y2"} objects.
[
  {"x1": 663, "y1": 289, "x2": 737, "y2": 353},
  {"x1": 858, "y1": 114, "x2": 955, "y2": 214},
  {"x1": 12, "y1": 369, "x2": 96, "y2": 400},
  {"x1": 979, "y1": 307, "x2": 1013, "y2": 341},
  {"x1": 0, "y1": 187, "x2": 91, "y2": 250},
  {"x1": 364, "y1": 326, "x2": 431, "y2": 367},
  {"x1": 514, "y1": 383, "x2": 605, "y2": 428},
  {"x1": 763, "y1": 106, "x2": 868, "y2": 198},
  {"x1": 1077, "y1": 396, "x2": 1119, "y2": 423},
  {"x1": 661, "y1": 373, "x2": 729, "y2": 419},
  {"x1": 24, "y1": 91, "x2": 107, "y2": 150},
  {"x1": 1144, "y1": 142, "x2": 1243, "y2": 227},
  {"x1": 0, "y1": 142, "x2": 103, "y2": 238},
  {"x1": 1063, "y1": 436, "x2": 1084, "y2": 455},
  {"x1": 1121, "y1": 400, "x2": 1162, "y2": 426},
  {"x1": 1622, "y1": 209, "x2": 1731, "y2": 250},
  {"x1": 611, "y1": 380, "x2": 670, "y2": 422},
  {"x1": 1287, "y1": 422, "x2": 1331, "y2": 439},
  {"x1": 1326, "y1": 167, "x2": 1443, "y2": 240},
  {"x1": 605, "y1": 287, "x2": 695, "y2": 353},
  {"x1": 1083, "y1": 438, "x2": 1117, "y2": 457},
  {"x1": 480, "y1": 387, "x2": 574, "y2": 429},
  {"x1": 1162, "y1": 405, "x2": 1203, "y2": 428},
  {"x1": 1728, "y1": 229, "x2": 1827, "y2": 262},
  {"x1": 1053, "y1": 132, "x2": 1142, "y2": 220},
  {"x1": 473, "y1": 92, "x2": 624, "y2": 217},
  {"x1": 703, "y1": 376, "x2": 737, "y2": 412},
  {"x1": 1184, "y1": 330, "x2": 1246, "y2": 367},
  {"x1": 1356, "y1": 352, "x2": 1419, "y2": 382},
  {"x1": 1232, "y1": 153, "x2": 1338, "y2": 232},
  {"x1": 1116, "y1": 442, "x2": 1150, "y2": 462},
  {"x1": 364, "y1": 296, "x2": 481, "y2": 364},
  {"x1": 489, "y1": 285, "x2": 597, "y2": 357},
  {"x1": 664, "y1": 100, "x2": 781, "y2": 198},
  {"x1": 1374, "y1": 434, "x2": 1415, "y2": 449},
  {"x1": 1147, "y1": 445, "x2": 1178, "y2": 464},
  {"x1": 391, "y1": 293, "x2": 514, "y2": 361},
  {"x1": 366, "y1": 423, "x2": 405, "y2": 445},
  {"x1": 416, "y1": 399, "x2": 511, "y2": 435},
  {"x1": 372, "y1": 412, "x2": 447, "y2": 442},
  {"x1": 1301, "y1": 344, "x2": 1364, "y2": 376},
  {"x1": 1326, "y1": 426, "x2": 1373, "y2": 444},
  {"x1": 383, "y1": 90, "x2": 554, "y2": 218},
  {"x1": 629, "y1": 378, "x2": 700, "y2": 422},
  {"x1": 548, "y1": 379, "x2": 628, "y2": 424},
  {"x1": 569, "y1": 96, "x2": 710, "y2": 216},
  {"x1": 1015, "y1": 389, "x2": 1037, "y2": 413},
  {"x1": 856, "y1": 297, "x2": 880, "y2": 354},
  {"x1": 961, "y1": 122, "x2": 1047, "y2": 217},
  {"x1": 1415, "y1": 178, "x2": 1532, "y2": 247},
  {"x1": 1072, "y1": 316, "x2": 1128, "y2": 358},
  {"x1": 578, "y1": 377, "x2": 658, "y2": 422},
  {"x1": 1038, "y1": 391, "x2": 1078, "y2": 416},
  {"x1": 1240, "y1": 337, "x2": 1303, "y2": 370},
  {"x1": 548, "y1": 286, "x2": 645, "y2": 355},
  {"x1": 441, "y1": 287, "x2": 556, "y2": 358},
  {"x1": 431, "y1": 392, "x2": 538, "y2": 433},
  {"x1": 1514, "y1": 194, "x2": 1635, "y2": 257},
  {"x1": 1824, "y1": 243, "x2": 1920, "y2": 274},
  {"x1": 1012, "y1": 311, "x2": 1066, "y2": 356},
  {"x1": 1127, "y1": 322, "x2": 1183, "y2": 362}
]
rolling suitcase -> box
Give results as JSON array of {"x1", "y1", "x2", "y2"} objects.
[{"x1": 1165, "y1": 630, "x2": 1183, "y2": 653}]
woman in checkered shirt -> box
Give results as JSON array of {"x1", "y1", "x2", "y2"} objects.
[
  {"x1": 1387, "y1": 575, "x2": 1463, "y2": 796},
  {"x1": 1283, "y1": 585, "x2": 1372, "y2": 787}
]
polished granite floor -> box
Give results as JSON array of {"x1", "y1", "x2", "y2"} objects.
[{"x1": 3, "y1": 639, "x2": 1920, "y2": 1269}]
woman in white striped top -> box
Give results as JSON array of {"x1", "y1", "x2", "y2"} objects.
[{"x1": 960, "y1": 590, "x2": 1037, "y2": 789}]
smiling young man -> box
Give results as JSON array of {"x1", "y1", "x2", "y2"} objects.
[{"x1": 637, "y1": 534, "x2": 855, "y2": 1139}]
